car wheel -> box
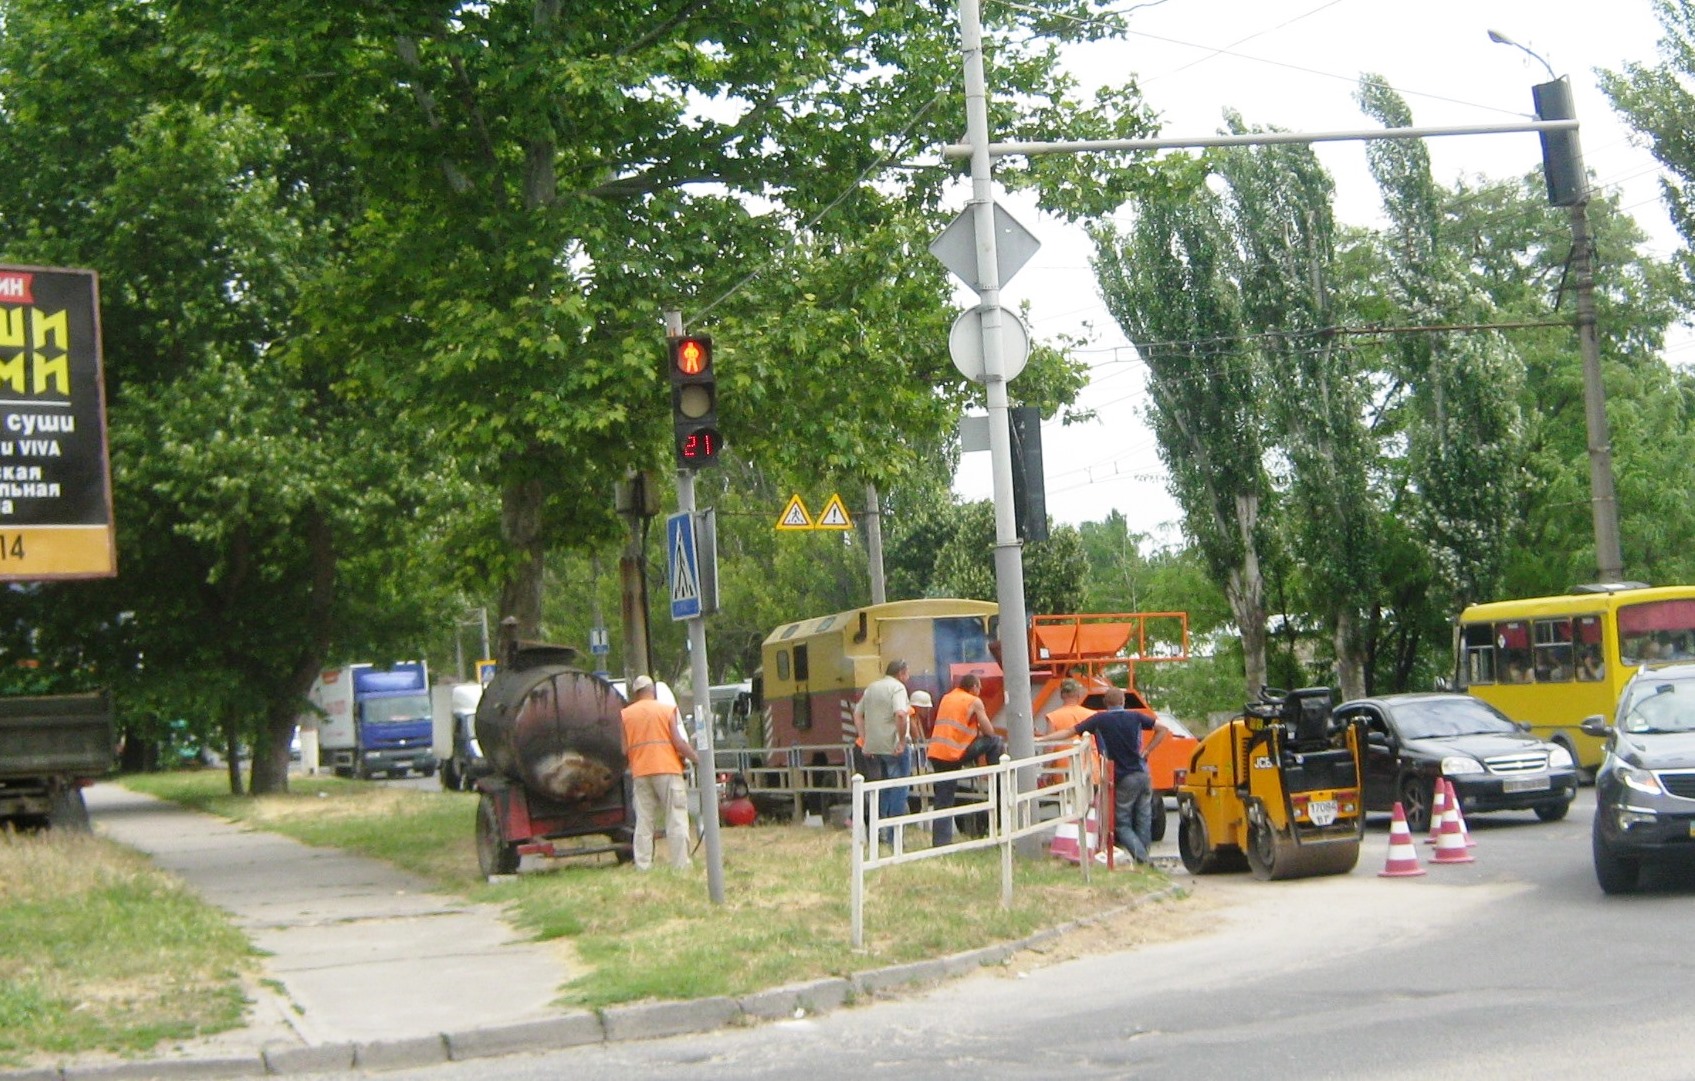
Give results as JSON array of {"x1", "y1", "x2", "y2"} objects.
[
  {"x1": 1534, "y1": 799, "x2": 1571, "y2": 823},
  {"x1": 1399, "y1": 774, "x2": 1434, "y2": 834},
  {"x1": 1592, "y1": 821, "x2": 1639, "y2": 895}
]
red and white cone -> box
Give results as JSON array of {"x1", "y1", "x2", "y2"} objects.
[
  {"x1": 1378, "y1": 801, "x2": 1427, "y2": 877},
  {"x1": 1430, "y1": 786, "x2": 1475, "y2": 864},
  {"x1": 1446, "y1": 779, "x2": 1477, "y2": 848},
  {"x1": 1423, "y1": 779, "x2": 1449, "y2": 845}
]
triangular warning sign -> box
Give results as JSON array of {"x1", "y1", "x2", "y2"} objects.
[
  {"x1": 776, "y1": 494, "x2": 814, "y2": 531},
  {"x1": 816, "y1": 493, "x2": 852, "y2": 530}
]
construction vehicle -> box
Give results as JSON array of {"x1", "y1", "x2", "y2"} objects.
[
  {"x1": 1176, "y1": 686, "x2": 1365, "y2": 880},
  {"x1": 0, "y1": 691, "x2": 114, "y2": 830}
]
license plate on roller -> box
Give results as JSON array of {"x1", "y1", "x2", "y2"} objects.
[
  {"x1": 1307, "y1": 799, "x2": 1338, "y2": 826},
  {"x1": 1503, "y1": 776, "x2": 1550, "y2": 794}
]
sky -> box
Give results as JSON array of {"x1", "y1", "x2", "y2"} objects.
[{"x1": 949, "y1": 0, "x2": 1683, "y2": 541}]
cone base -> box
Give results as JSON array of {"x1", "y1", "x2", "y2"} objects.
[{"x1": 1378, "y1": 863, "x2": 1428, "y2": 877}]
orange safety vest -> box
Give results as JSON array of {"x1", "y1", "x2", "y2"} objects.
[
  {"x1": 927, "y1": 688, "x2": 984, "y2": 763},
  {"x1": 1043, "y1": 702, "x2": 1102, "y2": 786},
  {"x1": 621, "y1": 698, "x2": 684, "y2": 777}
]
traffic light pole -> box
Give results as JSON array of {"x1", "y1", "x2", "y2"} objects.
[
  {"x1": 960, "y1": 0, "x2": 1035, "y2": 767},
  {"x1": 665, "y1": 310, "x2": 725, "y2": 905}
]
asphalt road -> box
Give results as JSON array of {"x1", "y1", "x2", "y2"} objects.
[{"x1": 285, "y1": 787, "x2": 1695, "y2": 1081}]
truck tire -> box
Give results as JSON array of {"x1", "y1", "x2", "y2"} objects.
[
  {"x1": 440, "y1": 761, "x2": 460, "y2": 791},
  {"x1": 1149, "y1": 800, "x2": 1167, "y2": 843},
  {"x1": 48, "y1": 786, "x2": 91, "y2": 832},
  {"x1": 476, "y1": 793, "x2": 520, "y2": 877}
]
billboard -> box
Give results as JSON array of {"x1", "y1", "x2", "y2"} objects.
[{"x1": 0, "y1": 266, "x2": 115, "y2": 579}]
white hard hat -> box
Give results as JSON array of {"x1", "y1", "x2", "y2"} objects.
[{"x1": 909, "y1": 690, "x2": 933, "y2": 708}]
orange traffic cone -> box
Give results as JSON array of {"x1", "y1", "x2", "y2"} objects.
[
  {"x1": 1378, "y1": 802, "x2": 1427, "y2": 877},
  {"x1": 1446, "y1": 779, "x2": 1477, "y2": 848},
  {"x1": 1423, "y1": 780, "x2": 1449, "y2": 845},
  {"x1": 1430, "y1": 786, "x2": 1475, "y2": 864}
]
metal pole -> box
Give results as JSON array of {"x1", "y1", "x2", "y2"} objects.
[
  {"x1": 666, "y1": 309, "x2": 725, "y2": 905},
  {"x1": 959, "y1": 0, "x2": 1034, "y2": 767},
  {"x1": 1570, "y1": 200, "x2": 1624, "y2": 582},
  {"x1": 864, "y1": 482, "x2": 886, "y2": 605}
]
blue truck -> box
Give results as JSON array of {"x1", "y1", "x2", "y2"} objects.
[{"x1": 307, "y1": 662, "x2": 436, "y2": 779}]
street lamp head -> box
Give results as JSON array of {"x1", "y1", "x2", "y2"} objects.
[{"x1": 1487, "y1": 28, "x2": 1557, "y2": 82}]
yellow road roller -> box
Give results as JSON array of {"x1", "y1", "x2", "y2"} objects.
[{"x1": 1176, "y1": 686, "x2": 1365, "y2": 880}]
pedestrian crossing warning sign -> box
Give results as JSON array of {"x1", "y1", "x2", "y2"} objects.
[
  {"x1": 816, "y1": 493, "x2": 853, "y2": 530},
  {"x1": 776, "y1": 494, "x2": 813, "y2": 531}
]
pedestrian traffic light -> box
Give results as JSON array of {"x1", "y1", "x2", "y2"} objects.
[{"x1": 667, "y1": 333, "x2": 721, "y2": 469}]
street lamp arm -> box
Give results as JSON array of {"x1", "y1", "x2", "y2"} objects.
[{"x1": 1487, "y1": 29, "x2": 1558, "y2": 81}]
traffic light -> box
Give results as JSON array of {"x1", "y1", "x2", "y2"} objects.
[
  {"x1": 1532, "y1": 77, "x2": 1587, "y2": 208},
  {"x1": 1009, "y1": 405, "x2": 1048, "y2": 543},
  {"x1": 667, "y1": 333, "x2": 721, "y2": 469}
]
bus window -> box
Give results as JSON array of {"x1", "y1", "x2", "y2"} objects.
[
  {"x1": 1498, "y1": 621, "x2": 1533, "y2": 684},
  {"x1": 1461, "y1": 623, "x2": 1496, "y2": 684},
  {"x1": 1619, "y1": 598, "x2": 1695, "y2": 663},
  {"x1": 1575, "y1": 616, "x2": 1604, "y2": 681},
  {"x1": 1533, "y1": 618, "x2": 1573, "y2": 682}
]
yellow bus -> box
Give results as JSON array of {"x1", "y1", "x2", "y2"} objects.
[{"x1": 1457, "y1": 583, "x2": 1695, "y2": 769}]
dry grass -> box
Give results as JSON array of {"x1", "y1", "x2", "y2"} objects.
[{"x1": 0, "y1": 829, "x2": 253, "y2": 1069}]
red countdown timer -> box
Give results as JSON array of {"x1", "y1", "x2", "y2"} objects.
[{"x1": 679, "y1": 427, "x2": 722, "y2": 463}]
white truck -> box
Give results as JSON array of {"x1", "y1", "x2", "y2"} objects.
[
  {"x1": 431, "y1": 681, "x2": 486, "y2": 791},
  {"x1": 308, "y1": 662, "x2": 435, "y2": 779}
]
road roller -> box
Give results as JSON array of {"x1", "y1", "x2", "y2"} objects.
[
  {"x1": 473, "y1": 634, "x2": 633, "y2": 875},
  {"x1": 1176, "y1": 686, "x2": 1364, "y2": 880}
]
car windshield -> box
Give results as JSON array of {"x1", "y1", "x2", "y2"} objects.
[
  {"x1": 1619, "y1": 679, "x2": 1695, "y2": 734},
  {"x1": 1390, "y1": 698, "x2": 1517, "y2": 740}
]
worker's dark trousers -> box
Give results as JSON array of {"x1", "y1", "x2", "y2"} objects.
[{"x1": 930, "y1": 736, "x2": 1006, "y2": 846}]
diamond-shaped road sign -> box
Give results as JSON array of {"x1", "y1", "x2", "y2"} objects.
[{"x1": 928, "y1": 202, "x2": 1041, "y2": 294}]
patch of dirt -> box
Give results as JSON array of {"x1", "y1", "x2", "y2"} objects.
[{"x1": 1005, "y1": 889, "x2": 1225, "y2": 970}]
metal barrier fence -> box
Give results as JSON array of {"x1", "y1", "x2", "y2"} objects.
[
  {"x1": 846, "y1": 744, "x2": 1097, "y2": 948},
  {"x1": 711, "y1": 744, "x2": 856, "y2": 820}
]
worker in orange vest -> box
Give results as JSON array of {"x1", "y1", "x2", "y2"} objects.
[
  {"x1": 1041, "y1": 677, "x2": 1101, "y2": 788},
  {"x1": 926, "y1": 673, "x2": 1003, "y2": 846},
  {"x1": 620, "y1": 675, "x2": 699, "y2": 871}
]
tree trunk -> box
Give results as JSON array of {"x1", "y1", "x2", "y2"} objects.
[
  {"x1": 500, "y1": 475, "x2": 547, "y2": 638},
  {"x1": 1333, "y1": 608, "x2": 1367, "y2": 702},
  {"x1": 250, "y1": 502, "x2": 337, "y2": 795},
  {"x1": 1226, "y1": 492, "x2": 1268, "y2": 699}
]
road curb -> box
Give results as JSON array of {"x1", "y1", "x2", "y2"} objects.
[{"x1": 4, "y1": 883, "x2": 1184, "y2": 1080}]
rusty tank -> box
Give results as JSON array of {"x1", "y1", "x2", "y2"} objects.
[{"x1": 473, "y1": 637, "x2": 633, "y2": 875}]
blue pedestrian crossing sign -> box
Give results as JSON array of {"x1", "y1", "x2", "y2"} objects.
[{"x1": 666, "y1": 512, "x2": 702, "y2": 621}]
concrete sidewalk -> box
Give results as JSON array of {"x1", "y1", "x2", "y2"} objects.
[{"x1": 2, "y1": 785, "x2": 1183, "y2": 1081}]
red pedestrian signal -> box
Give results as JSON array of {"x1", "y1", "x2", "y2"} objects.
[{"x1": 666, "y1": 333, "x2": 720, "y2": 469}]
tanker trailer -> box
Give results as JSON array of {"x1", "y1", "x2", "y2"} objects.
[{"x1": 473, "y1": 641, "x2": 633, "y2": 875}]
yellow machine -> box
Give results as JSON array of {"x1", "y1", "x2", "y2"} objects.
[{"x1": 1176, "y1": 686, "x2": 1365, "y2": 880}]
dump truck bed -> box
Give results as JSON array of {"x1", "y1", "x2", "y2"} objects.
[{"x1": 0, "y1": 692, "x2": 114, "y2": 780}]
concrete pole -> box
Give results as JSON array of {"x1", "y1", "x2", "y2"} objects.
[
  {"x1": 666, "y1": 309, "x2": 725, "y2": 905},
  {"x1": 864, "y1": 482, "x2": 887, "y2": 605},
  {"x1": 960, "y1": 0, "x2": 1034, "y2": 764},
  {"x1": 1569, "y1": 200, "x2": 1624, "y2": 582}
]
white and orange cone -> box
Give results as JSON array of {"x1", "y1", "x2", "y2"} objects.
[
  {"x1": 1430, "y1": 786, "x2": 1476, "y2": 864},
  {"x1": 1423, "y1": 780, "x2": 1449, "y2": 845},
  {"x1": 1378, "y1": 801, "x2": 1427, "y2": 877},
  {"x1": 1446, "y1": 778, "x2": 1477, "y2": 848}
]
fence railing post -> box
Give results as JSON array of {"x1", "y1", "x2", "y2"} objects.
[{"x1": 850, "y1": 772, "x2": 865, "y2": 949}]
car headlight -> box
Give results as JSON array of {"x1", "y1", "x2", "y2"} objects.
[
  {"x1": 1441, "y1": 756, "x2": 1484, "y2": 776},
  {"x1": 1618, "y1": 764, "x2": 1664, "y2": 796},
  {"x1": 1548, "y1": 745, "x2": 1574, "y2": 769}
]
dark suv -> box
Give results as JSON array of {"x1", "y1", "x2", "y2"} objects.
[{"x1": 1583, "y1": 661, "x2": 1695, "y2": 893}]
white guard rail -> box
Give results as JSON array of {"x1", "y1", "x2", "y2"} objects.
[{"x1": 847, "y1": 743, "x2": 1096, "y2": 949}]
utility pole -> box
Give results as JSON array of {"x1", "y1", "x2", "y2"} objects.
[
  {"x1": 1492, "y1": 30, "x2": 1624, "y2": 582},
  {"x1": 864, "y1": 482, "x2": 887, "y2": 605},
  {"x1": 958, "y1": 0, "x2": 1035, "y2": 766}
]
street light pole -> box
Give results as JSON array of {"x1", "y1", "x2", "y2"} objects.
[{"x1": 1490, "y1": 31, "x2": 1624, "y2": 583}]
